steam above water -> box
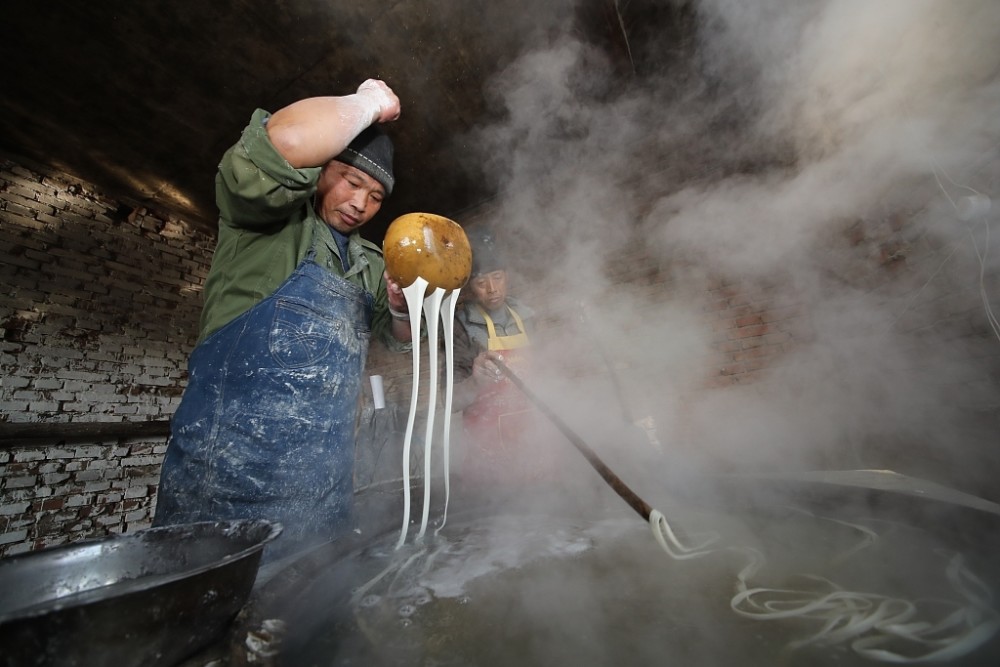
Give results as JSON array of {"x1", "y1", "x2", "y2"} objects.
[
  {"x1": 358, "y1": 4, "x2": 1000, "y2": 663},
  {"x1": 461, "y1": 0, "x2": 1000, "y2": 493}
]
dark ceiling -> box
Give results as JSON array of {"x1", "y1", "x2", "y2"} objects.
[{"x1": 1, "y1": 0, "x2": 688, "y2": 242}]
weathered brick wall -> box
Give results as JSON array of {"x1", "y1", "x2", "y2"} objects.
[
  {"x1": 0, "y1": 440, "x2": 164, "y2": 553},
  {"x1": 0, "y1": 155, "x2": 214, "y2": 556},
  {"x1": 700, "y1": 277, "x2": 806, "y2": 389}
]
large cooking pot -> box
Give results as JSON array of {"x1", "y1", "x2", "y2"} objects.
[
  {"x1": 219, "y1": 474, "x2": 1000, "y2": 666},
  {"x1": 0, "y1": 519, "x2": 282, "y2": 667}
]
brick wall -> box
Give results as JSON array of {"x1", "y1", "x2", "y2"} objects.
[
  {"x1": 0, "y1": 155, "x2": 214, "y2": 556},
  {"x1": 0, "y1": 441, "x2": 163, "y2": 553},
  {"x1": 701, "y1": 278, "x2": 805, "y2": 389}
]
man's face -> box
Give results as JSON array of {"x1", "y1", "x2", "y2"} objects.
[
  {"x1": 316, "y1": 161, "x2": 385, "y2": 234},
  {"x1": 469, "y1": 270, "x2": 508, "y2": 311}
]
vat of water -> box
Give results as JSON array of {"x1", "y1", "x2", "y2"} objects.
[{"x1": 215, "y1": 472, "x2": 1000, "y2": 666}]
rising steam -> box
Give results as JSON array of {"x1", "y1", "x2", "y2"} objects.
[{"x1": 463, "y1": 0, "x2": 1000, "y2": 492}]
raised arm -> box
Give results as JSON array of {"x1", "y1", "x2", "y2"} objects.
[{"x1": 266, "y1": 79, "x2": 401, "y2": 168}]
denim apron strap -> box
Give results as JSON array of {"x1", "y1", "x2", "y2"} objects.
[{"x1": 155, "y1": 248, "x2": 374, "y2": 559}]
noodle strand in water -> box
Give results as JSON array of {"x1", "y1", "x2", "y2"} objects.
[{"x1": 648, "y1": 509, "x2": 999, "y2": 662}]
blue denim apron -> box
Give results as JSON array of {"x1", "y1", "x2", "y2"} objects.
[{"x1": 154, "y1": 249, "x2": 372, "y2": 559}]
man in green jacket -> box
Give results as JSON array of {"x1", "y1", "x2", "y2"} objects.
[{"x1": 154, "y1": 79, "x2": 411, "y2": 560}]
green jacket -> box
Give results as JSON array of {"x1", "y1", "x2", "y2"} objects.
[{"x1": 198, "y1": 108, "x2": 398, "y2": 348}]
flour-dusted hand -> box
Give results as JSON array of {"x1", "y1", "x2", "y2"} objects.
[
  {"x1": 356, "y1": 79, "x2": 401, "y2": 124},
  {"x1": 383, "y1": 269, "x2": 407, "y2": 312}
]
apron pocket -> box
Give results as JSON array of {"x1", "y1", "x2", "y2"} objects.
[{"x1": 269, "y1": 298, "x2": 340, "y2": 368}]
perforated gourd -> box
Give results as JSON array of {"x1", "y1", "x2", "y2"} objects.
[{"x1": 383, "y1": 212, "x2": 471, "y2": 290}]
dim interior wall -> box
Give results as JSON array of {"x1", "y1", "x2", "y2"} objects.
[
  {"x1": 0, "y1": 155, "x2": 214, "y2": 556},
  {"x1": 511, "y1": 210, "x2": 1000, "y2": 500},
  {"x1": 1, "y1": 440, "x2": 165, "y2": 555}
]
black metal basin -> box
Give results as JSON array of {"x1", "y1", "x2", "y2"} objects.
[{"x1": 0, "y1": 519, "x2": 282, "y2": 667}]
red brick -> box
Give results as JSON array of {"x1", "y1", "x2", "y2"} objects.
[{"x1": 731, "y1": 324, "x2": 770, "y2": 339}]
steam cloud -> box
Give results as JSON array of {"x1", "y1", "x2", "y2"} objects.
[{"x1": 463, "y1": 0, "x2": 1000, "y2": 494}]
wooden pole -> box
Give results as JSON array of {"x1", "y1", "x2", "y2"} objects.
[{"x1": 493, "y1": 358, "x2": 654, "y2": 522}]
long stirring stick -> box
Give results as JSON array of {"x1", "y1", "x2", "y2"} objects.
[
  {"x1": 397, "y1": 277, "x2": 428, "y2": 549},
  {"x1": 492, "y1": 357, "x2": 654, "y2": 521}
]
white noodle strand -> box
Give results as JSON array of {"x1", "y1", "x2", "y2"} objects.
[
  {"x1": 648, "y1": 509, "x2": 999, "y2": 662},
  {"x1": 435, "y1": 290, "x2": 460, "y2": 536},
  {"x1": 417, "y1": 287, "x2": 446, "y2": 540},
  {"x1": 397, "y1": 279, "x2": 461, "y2": 548},
  {"x1": 396, "y1": 278, "x2": 428, "y2": 549}
]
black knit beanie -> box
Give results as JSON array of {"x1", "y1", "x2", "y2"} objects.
[
  {"x1": 334, "y1": 125, "x2": 395, "y2": 195},
  {"x1": 469, "y1": 230, "x2": 507, "y2": 276}
]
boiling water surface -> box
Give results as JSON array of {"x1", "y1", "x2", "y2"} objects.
[{"x1": 279, "y1": 505, "x2": 1000, "y2": 666}]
